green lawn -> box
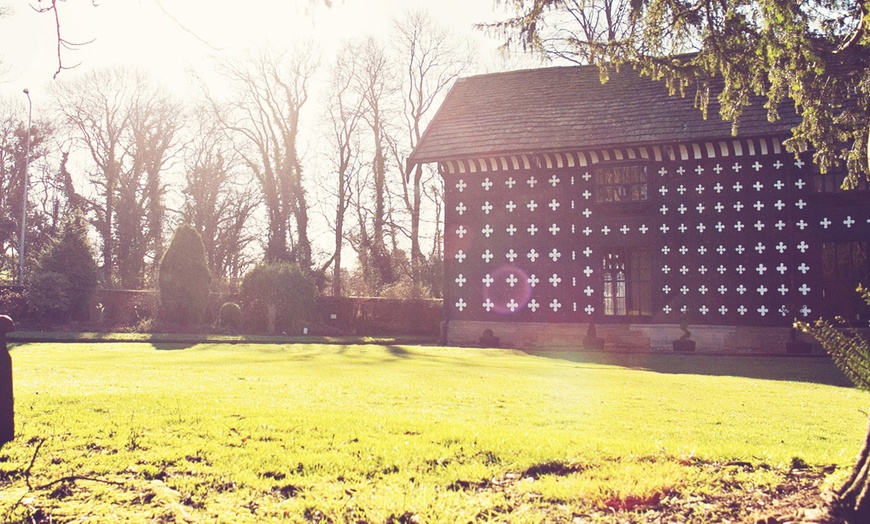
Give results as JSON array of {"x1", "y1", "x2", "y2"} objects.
[{"x1": 0, "y1": 343, "x2": 865, "y2": 522}]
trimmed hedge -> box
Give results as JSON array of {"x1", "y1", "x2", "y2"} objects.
[{"x1": 158, "y1": 225, "x2": 211, "y2": 326}]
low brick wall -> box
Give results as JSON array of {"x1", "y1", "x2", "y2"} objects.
[{"x1": 447, "y1": 320, "x2": 821, "y2": 354}]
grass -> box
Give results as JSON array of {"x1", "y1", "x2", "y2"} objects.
[{"x1": 0, "y1": 342, "x2": 866, "y2": 522}]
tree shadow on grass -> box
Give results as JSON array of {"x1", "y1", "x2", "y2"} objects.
[
  {"x1": 528, "y1": 351, "x2": 856, "y2": 388},
  {"x1": 150, "y1": 343, "x2": 197, "y2": 351}
]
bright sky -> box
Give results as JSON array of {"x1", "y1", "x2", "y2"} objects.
[{"x1": 0, "y1": 0, "x2": 516, "y2": 111}]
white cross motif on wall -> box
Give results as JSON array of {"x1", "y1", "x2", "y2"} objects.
[
  {"x1": 455, "y1": 274, "x2": 466, "y2": 287},
  {"x1": 698, "y1": 246, "x2": 707, "y2": 255},
  {"x1": 757, "y1": 285, "x2": 768, "y2": 296},
  {"x1": 677, "y1": 185, "x2": 687, "y2": 195},
  {"x1": 549, "y1": 224, "x2": 560, "y2": 235},
  {"x1": 757, "y1": 306, "x2": 769, "y2": 316},
  {"x1": 699, "y1": 305, "x2": 709, "y2": 315},
  {"x1": 505, "y1": 274, "x2": 519, "y2": 287},
  {"x1": 455, "y1": 298, "x2": 467, "y2": 311},
  {"x1": 456, "y1": 202, "x2": 467, "y2": 215},
  {"x1": 660, "y1": 224, "x2": 670, "y2": 233},
  {"x1": 506, "y1": 299, "x2": 519, "y2": 312},
  {"x1": 481, "y1": 178, "x2": 493, "y2": 191},
  {"x1": 736, "y1": 265, "x2": 746, "y2": 274},
  {"x1": 755, "y1": 243, "x2": 766, "y2": 254},
  {"x1": 697, "y1": 223, "x2": 707, "y2": 233},
  {"x1": 735, "y1": 245, "x2": 746, "y2": 254},
  {"x1": 820, "y1": 217, "x2": 832, "y2": 229},
  {"x1": 717, "y1": 245, "x2": 726, "y2": 254},
  {"x1": 696, "y1": 203, "x2": 705, "y2": 213},
  {"x1": 506, "y1": 224, "x2": 517, "y2": 236},
  {"x1": 756, "y1": 264, "x2": 767, "y2": 275},
  {"x1": 583, "y1": 226, "x2": 593, "y2": 235},
  {"x1": 795, "y1": 158, "x2": 806, "y2": 168},
  {"x1": 795, "y1": 178, "x2": 807, "y2": 189},
  {"x1": 505, "y1": 201, "x2": 517, "y2": 212},
  {"x1": 714, "y1": 202, "x2": 724, "y2": 213},
  {"x1": 506, "y1": 249, "x2": 518, "y2": 262},
  {"x1": 734, "y1": 221, "x2": 745, "y2": 231},
  {"x1": 583, "y1": 266, "x2": 594, "y2": 277},
  {"x1": 528, "y1": 274, "x2": 540, "y2": 287},
  {"x1": 456, "y1": 179, "x2": 467, "y2": 192},
  {"x1": 583, "y1": 208, "x2": 593, "y2": 218},
  {"x1": 679, "y1": 266, "x2": 689, "y2": 275},
  {"x1": 660, "y1": 205, "x2": 669, "y2": 215},
  {"x1": 677, "y1": 166, "x2": 686, "y2": 175},
  {"x1": 798, "y1": 263, "x2": 810, "y2": 274},
  {"x1": 680, "y1": 285, "x2": 690, "y2": 295},
  {"x1": 752, "y1": 161, "x2": 763, "y2": 171},
  {"x1": 696, "y1": 184, "x2": 705, "y2": 194},
  {"x1": 797, "y1": 241, "x2": 809, "y2": 253},
  {"x1": 483, "y1": 299, "x2": 494, "y2": 312},
  {"x1": 775, "y1": 220, "x2": 786, "y2": 230},
  {"x1": 719, "y1": 305, "x2": 728, "y2": 315},
  {"x1": 717, "y1": 265, "x2": 727, "y2": 275},
  {"x1": 662, "y1": 265, "x2": 671, "y2": 274},
  {"x1": 736, "y1": 285, "x2": 747, "y2": 294},
  {"x1": 659, "y1": 186, "x2": 669, "y2": 196},
  {"x1": 549, "y1": 175, "x2": 560, "y2": 187},
  {"x1": 549, "y1": 249, "x2": 562, "y2": 262},
  {"x1": 718, "y1": 285, "x2": 728, "y2": 294},
  {"x1": 844, "y1": 216, "x2": 856, "y2": 228},
  {"x1": 549, "y1": 199, "x2": 560, "y2": 211},
  {"x1": 775, "y1": 242, "x2": 787, "y2": 254},
  {"x1": 455, "y1": 250, "x2": 466, "y2": 263},
  {"x1": 550, "y1": 299, "x2": 562, "y2": 312},
  {"x1": 584, "y1": 286, "x2": 594, "y2": 296},
  {"x1": 753, "y1": 181, "x2": 764, "y2": 192},
  {"x1": 773, "y1": 180, "x2": 785, "y2": 190},
  {"x1": 482, "y1": 250, "x2": 494, "y2": 263},
  {"x1": 800, "y1": 305, "x2": 811, "y2": 317},
  {"x1": 778, "y1": 285, "x2": 788, "y2": 295},
  {"x1": 738, "y1": 305, "x2": 748, "y2": 315},
  {"x1": 639, "y1": 224, "x2": 649, "y2": 234},
  {"x1": 795, "y1": 199, "x2": 807, "y2": 210},
  {"x1": 662, "y1": 246, "x2": 671, "y2": 255},
  {"x1": 659, "y1": 167, "x2": 668, "y2": 176},
  {"x1": 754, "y1": 201, "x2": 764, "y2": 211},
  {"x1": 774, "y1": 160, "x2": 784, "y2": 170},
  {"x1": 662, "y1": 285, "x2": 672, "y2": 294},
  {"x1": 699, "y1": 285, "x2": 709, "y2": 295},
  {"x1": 678, "y1": 223, "x2": 688, "y2": 233},
  {"x1": 695, "y1": 165, "x2": 704, "y2": 175},
  {"x1": 799, "y1": 284, "x2": 811, "y2": 295},
  {"x1": 527, "y1": 249, "x2": 539, "y2": 262},
  {"x1": 505, "y1": 177, "x2": 516, "y2": 189},
  {"x1": 754, "y1": 221, "x2": 764, "y2": 231},
  {"x1": 527, "y1": 224, "x2": 539, "y2": 236},
  {"x1": 714, "y1": 183, "x2": 724, "y2": 193},
  {"x1": 733, "y1": 182, "x2": 743, "y2": 192},
  {"x1": 482, "y1": 201, "x2": 493, "y2": 214},
  {"x1": 482, "y1": 274, "x2": 494, "y2": 287},
  {"x1": 585, "y1": 305, "x2": 595, "y2": 315},
  {"x1": 663, "y1": 305, "x2": 673, "y2": 314},
  {"x1": 774, "y1": 200, "x2": 785, "y2": 211},
  {"x1": 602, "y1": 225, "x2": 612, "y2": 235},
  {"x1": 550, "y1": 274, "x2": 562, "y2": 287},
  {"x1": 733, "y1": 162, "x2": 742, "y2": 172},
  {"x1": 679, "y1": 245, "x2": 689, "y2": 255},
  {"x1": 698, "y1": 266, "x2": 708, "y2": 275},
  {"x1": 773, "y1": 263, "x2": 787, "y2": 275},
  {"x1": 528, "y1": 299, "x2": 540, "y2": 312},
  {"x1": 582, "y1": 190, "x2": 592, "y2": 200},
  {"x1": 582, "y1": 172, "x2": 592, "y2": 181},
  {"x1": 620, "y1": 225, "x2": 631, "y2": 235},
  {"x1": 527, "y1": 176, "x2": 538, "y2": 188},
  {"x1": 482, "y1": 225, "x2": 494, "y2": 238},
  {"x1": 527, "y1": 200, "x2": 538, "y2": 212},
  {"x1": 456, "y1": 225, "x2": 467, "y2": 238},
  {"x1": 583, "y1": 247, "x2": 593, "y2": 257},
  {"x1": 714, "y1": 222, "x2": 725, "y2": 233},
  {"x1": 734, "y1": 201, "x2": 745, "y2": 211}
]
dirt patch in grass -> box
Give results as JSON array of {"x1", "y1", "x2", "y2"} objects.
[{"x1": 454, "y1": 460, "x2": 843, "y2": 523}]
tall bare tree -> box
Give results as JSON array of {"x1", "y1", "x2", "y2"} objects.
[
  {"x1": 393, "y1": 10, "x2": 473, "y2": 297},
  {"x1": 182, "y1": 105, "x2": 259, "y2": 282},
  {"x1": 207, "y1": 47, "x2": 317, "y2": 269},
  {"x1": 53, "y1": 68, "x2": 182, "y2": 288}
]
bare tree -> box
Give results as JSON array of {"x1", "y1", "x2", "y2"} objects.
[
  {"x1": 392, "y1": 10, "x2": 473, "y2": 297},
  {"x1": 207, "y1": 47, "x2": 318, "y2": 269},
  {"x1": 322, "y1": 43, "x2": 366, "y2": 297},
  {"x1": 181, "y1": 105, "x2": 259, "y2": 282},
  {"x1": 53, "y1": 68, "x2": 182, "y2": 288}
]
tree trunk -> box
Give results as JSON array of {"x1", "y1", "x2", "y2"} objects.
[{"x1": 833, "y1": 416, "x2": 870, "y2": 522}]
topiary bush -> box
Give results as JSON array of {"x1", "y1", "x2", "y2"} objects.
[
  {"x1": 217, "y1": 302, "x2": 242, "y2": 330},
  {"x1": 25, "y1": 271, "x2": 71, "y2": 322},
  {"x1": 34, "y1": 214, "x2": 99, "y2": 321},
  {"x1": 240, "y1": 263, "x2": 316, "y2": 334},
  {"x1": 158, "y1": 225, "x2": 211, "y2": 326}
]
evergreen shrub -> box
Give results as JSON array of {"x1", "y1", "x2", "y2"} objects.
[
  {"x1": 240, "y1": 263, "x2": 316, "y2": 334},
  {"x1": 25, "y1": 271, "x2": 70, "y2": 321},
  {"x1": 158, "y1": 225, "x2": 211, "y2": 326},
  {"x1": 218, "y1": 302, "x2": 242, "y2": 330}
]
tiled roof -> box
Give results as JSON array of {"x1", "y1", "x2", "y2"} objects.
[{"x1": 408, "y1": 64, "x2": 799, "y2": 166}]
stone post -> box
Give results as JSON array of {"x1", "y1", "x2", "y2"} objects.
[{"x1": 0, "y1": 315, "x2": 14, "y2": 445}]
